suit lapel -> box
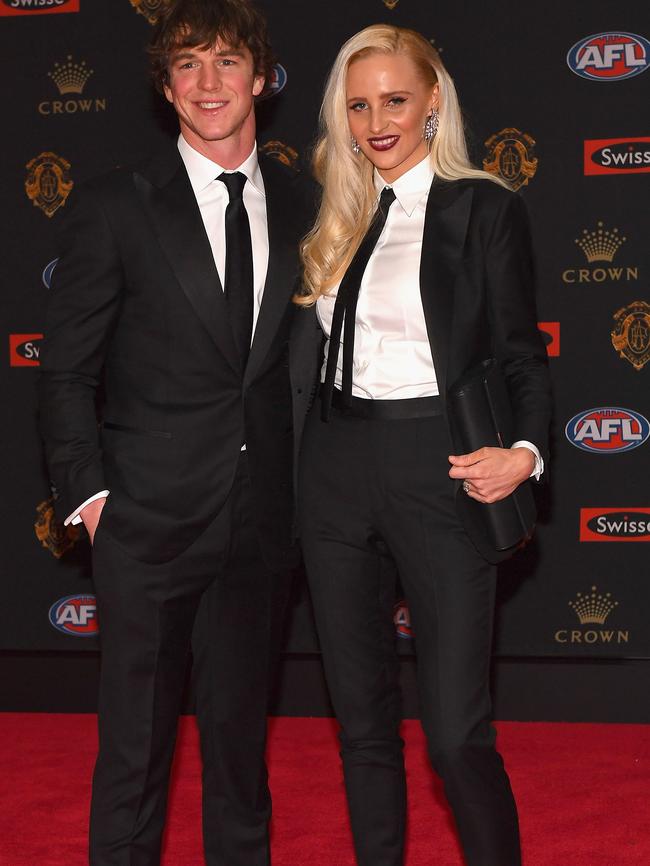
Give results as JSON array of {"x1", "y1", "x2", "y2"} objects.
[
  {"x1": 134, "y1": 146, "x2": 240, "y2": 374},
  {"x1": 244, "y1": 157, "x2": 297, "y2": 386},
  {"x1": 419, "y1": 178, "x2": 474, "y2": 399}
]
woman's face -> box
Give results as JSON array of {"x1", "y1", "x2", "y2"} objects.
[{"x1": 346, "y1": 52, "x2": 439, "y2": 184}]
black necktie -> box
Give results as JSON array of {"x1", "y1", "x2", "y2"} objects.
[
  {"x1": 321, "y1": 186, "x2": 397, "y2": 420},
  {"x1": 218, "y1": 171, "x2": 254, "y2": 368}
]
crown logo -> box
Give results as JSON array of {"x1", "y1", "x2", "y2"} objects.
[
  {"x1": 48, "y1": 56, "x2": 93, "y2": 95},
  {"x1": 575, "y1": 221, "x2": 626, "y2": 263},
  {"x1": 568, "y1": 586, "x2": 618, "y2": 625}
]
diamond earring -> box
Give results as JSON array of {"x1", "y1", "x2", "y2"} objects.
[
  {"x1": 424, "y1": 111, "x2": 439, "y2": 142},
  {"x1": 351, "y1": 136, "x2": 361, "y2": 154}
]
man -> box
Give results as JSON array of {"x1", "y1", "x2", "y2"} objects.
[{"x1": 39, "y1": 1, "x2": 313, "y2": 864}]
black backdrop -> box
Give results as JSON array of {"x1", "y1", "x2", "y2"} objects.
[{"x1": 1, "y1": 1, "x2": 649, "y2": 671}]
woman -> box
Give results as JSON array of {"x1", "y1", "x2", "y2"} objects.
[{"x1": 294, "y1": 24, "x2": 552, "y2": 866}]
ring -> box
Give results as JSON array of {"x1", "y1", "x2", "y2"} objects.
[{"x1": 463, "y1": 480, "x2": 471, "y2": 494}]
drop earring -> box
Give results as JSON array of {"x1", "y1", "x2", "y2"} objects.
[
  {"x1": 351, "y1": 137, "x2": 361, "y2": 154},
  {"x1": 424, "y1": 110, "x2": 439, "y2": 142}
]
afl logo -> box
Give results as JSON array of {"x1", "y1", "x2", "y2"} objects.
[
  {"x1": 42, "y1": 258, "x2": 58, "y2": 289},
  {"x1": 394, "y1": 600, "x2": 413, "y2": 639},
  {"x1": 565, "y1": 407, "x2": 650, "y2": 453},
  {"x1": 567, "y1": 33, "x2": 650, "y2": 81},
  {"x1": 48, "y1": 594, "x2": 99, "y2": 637},
  {"x1": 259, "y1": 63, "x2": 287, "y2": 100}
]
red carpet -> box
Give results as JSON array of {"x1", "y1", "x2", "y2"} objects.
[{"x1": 1, "y1": 714, "x2": 648, "y2": 865}]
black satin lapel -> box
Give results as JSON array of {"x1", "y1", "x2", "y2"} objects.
[
  {"x1": 419, "y1": 180, "x2": 474, "y2": 399},
  {"x1": 244, "y1": 161, "x2": 296, "y2": 385},
  {"x1": 134, "y1": 163, "x2": 240, "y2": 374}
]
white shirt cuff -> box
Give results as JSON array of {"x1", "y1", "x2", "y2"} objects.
[
  {"x1": 65, "y1": 490, "x2": 110, "y2": 526},
  {"x1": 511, "y1": 441, "x2": 544, "y2": 481}
]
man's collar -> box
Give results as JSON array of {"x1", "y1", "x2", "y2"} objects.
[
  {"x1": 374, "y1": 155, "x2": 434, "y2": 217},
  {"x1": 177, "y1": 134, "x2": 265, "y2": 197}
]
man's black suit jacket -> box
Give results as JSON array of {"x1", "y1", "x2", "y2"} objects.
[
  {"x1": 290, "y1": 176, "x2": 553, "y2": 564},
  {"x1": 39, "y1": 144, "x2": 315, "y2": 569}
]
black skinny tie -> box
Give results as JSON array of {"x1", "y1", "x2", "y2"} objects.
[
  {"x1": 321, "y1": 186, "x2": 397, "y2": 420},
  {"x1": 218, "y1": 171, "x2": 254, "y2": 367}
]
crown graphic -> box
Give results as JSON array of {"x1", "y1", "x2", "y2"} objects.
[
  {"x1": 48, "y1": 57, "x2": 93, "y2": 95},
  {"x1": 575, "y1": 222, "x2": 626, "y2": 263},
  {"x1": 568, "y1": 586, "x2": 618, "y2": 625}
]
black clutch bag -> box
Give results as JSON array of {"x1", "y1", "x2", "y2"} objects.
[{"x1": 447, "y1": 359, "x2": 536, "y2": 552}]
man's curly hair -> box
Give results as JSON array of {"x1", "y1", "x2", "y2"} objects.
[{"x1": 149, "y1": 0, "x2": 274, "y2": 94}]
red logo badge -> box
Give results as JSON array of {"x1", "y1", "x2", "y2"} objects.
[
  {"x1": 584, "y1": 138, "x2": 650, "y2": 175},
  {"x1": 0, "y1": 0, "x2": 79, "y2": 15},
  {"x1": 9, "y1": 334, "x2": 43, "y2": 366},
  {"x1": 538, "y1": 322, "x2": 560, "y2": 356},
  {"x1": 580, "y1": 508, "x2": 650, "y2": 541}
]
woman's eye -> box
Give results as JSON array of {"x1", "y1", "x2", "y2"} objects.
[
  {"x1": 348, "y1": 101, "x2": 367, "y2": 112},
  {"x1": 388, "y1": 96, "x2": 406, "y2": 106}
]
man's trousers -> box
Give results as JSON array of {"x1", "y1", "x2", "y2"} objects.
[{"x1": 89, "y1": 455, "x2": 290, "y2": 866}]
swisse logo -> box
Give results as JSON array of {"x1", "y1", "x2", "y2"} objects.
[
  {"x1": 565, "y1": 407, "x2": 650, "y2": 453},
  {"x1": 48, "y1": 594, "x2": 98, "y2": 637},
  {"x1": 567, "y1": 33, "x2": 650, "y2": 81},
  {"x1": 538, "y1": 322, "x2": 560, "y2": 356},
  {"x1": 0, "y1": 0, "x2": 79, "y2": 14},
  {"x1": 584, "y1": 138, "x2": 650, "y2": 175},
  {"x1": 580, "y1": 508, "x2": 650, "y2": 542},
  {"x1": 9, "y1": 333, "x2": 43, "y2": 367}
]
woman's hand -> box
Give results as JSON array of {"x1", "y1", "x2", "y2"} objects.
[{"x1": 448, "y1": 447, "x2": 535, "y2": 503}]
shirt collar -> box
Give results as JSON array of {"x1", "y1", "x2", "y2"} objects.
[
  {"x1": 374, "y1": 155, "x2": 434, "y2": 217},
  {"x1": 177, "y1": 134, "x2": 265, "y2": 197}
]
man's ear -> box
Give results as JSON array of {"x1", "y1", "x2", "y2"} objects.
[{"x1": 253, "y1": 74, "x2": 265, "y2": 97}]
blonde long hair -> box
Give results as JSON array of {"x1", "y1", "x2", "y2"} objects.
[{"x1": 297, "y1": 24, "x2": 507, "y2": 306}]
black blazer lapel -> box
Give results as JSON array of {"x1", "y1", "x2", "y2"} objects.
[
  {"x1": 419, "y1": 178, "x2": 474, "y2": 400},
  {"x1": 244, "y1": 157, "x2": 297, "y2": 386},
  {"x1": 134, "y1": 147, "x2": 240, "y2": 374}
]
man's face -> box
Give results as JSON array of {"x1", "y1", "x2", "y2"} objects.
[{"x1": 164, "y1": 38, "x2": 265, "y2": 156}]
